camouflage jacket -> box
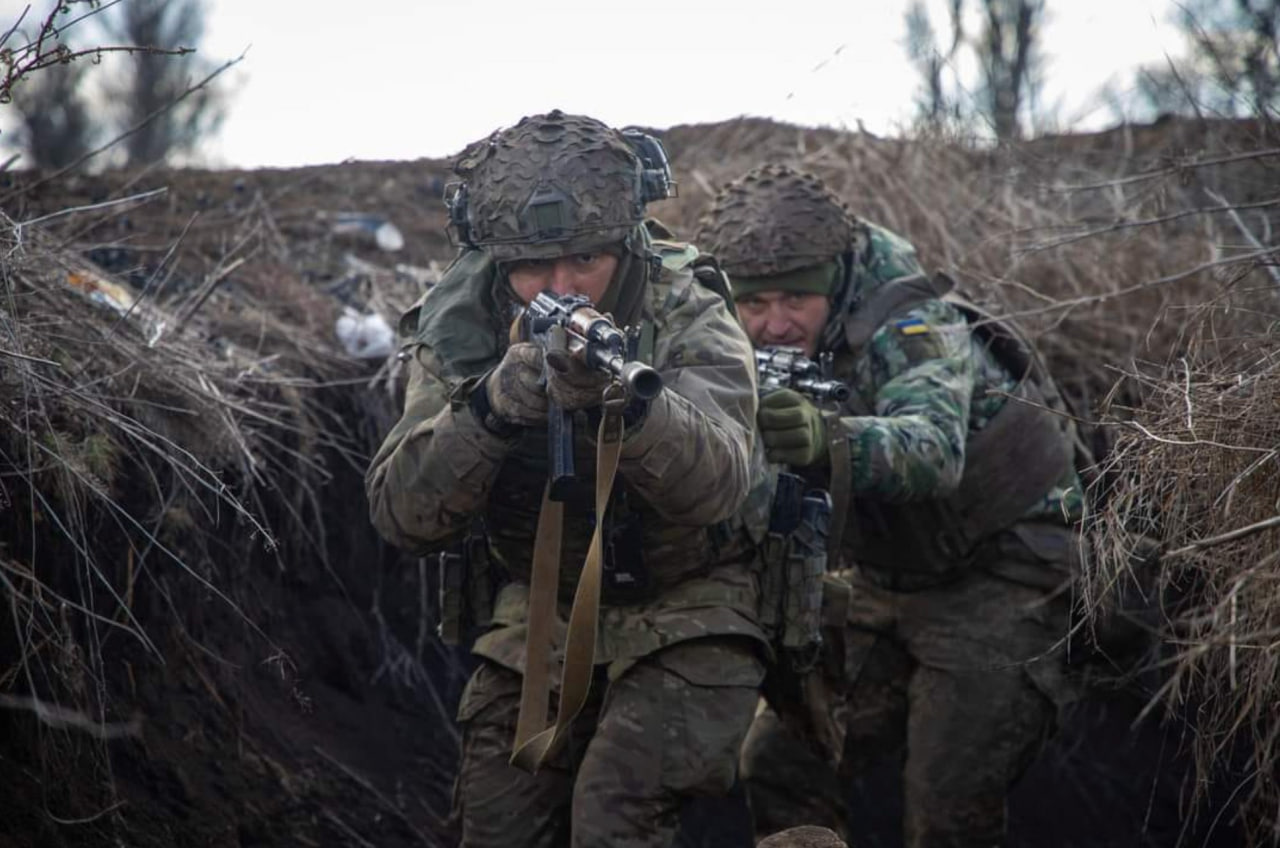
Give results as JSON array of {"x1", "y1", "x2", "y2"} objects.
[
  {"x1": 366, "y1": 242, "x2": 767, "y2": 675},
  {"x1": 820, "y1": 222, "x2": 1082, "y2": 584},
  {"x1": 830, "y1": 222, "x2": 1080, "y2": 512}
]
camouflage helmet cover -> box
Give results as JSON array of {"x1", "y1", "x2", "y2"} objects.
[
  {"x1": 695, "y1": 163, "x2": 858, "y2": 277},
  {"x1": 450, "y1": 110, "x2": 646, "y2": 262}
]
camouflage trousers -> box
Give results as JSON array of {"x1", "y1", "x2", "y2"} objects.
[
  {"x1": 452, "y1": 636, "x2": 764, "y2": 848},
  {"x1": 741, "y1": 522, "x2": 1079, "y2": 848}
]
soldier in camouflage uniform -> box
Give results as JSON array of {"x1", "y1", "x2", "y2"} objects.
[
  {"x1": 366, "y1": 111, "x2": 768, "y2": 848},
  {"x1": 696, "y1": 164, "x2": 1083, "y2": 848}
]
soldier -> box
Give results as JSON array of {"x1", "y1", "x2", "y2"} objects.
[
  {"x1": 366, "y1": 111, "x2": 768, "y2": 848},
  {"x1": 696, "y1": 164, "x2": 1084, "y2": 847}
]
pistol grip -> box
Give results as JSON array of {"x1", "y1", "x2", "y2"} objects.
[{"x1": 545, "y1": 324, "x2": 573, "y2": 373}]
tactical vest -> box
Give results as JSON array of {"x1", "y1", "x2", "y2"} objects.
[
  {"x1": 486, "y1": 425, "x2": 721, "y2": 603},
  {"x1": 833, "y1": 272, "x2": 1077, "y2": 590}
]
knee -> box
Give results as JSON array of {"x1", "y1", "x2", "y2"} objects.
[
  {"x1": 580, "y1": 638, "x2": 764, "y2": 802},
  {"x1": 654, "y1": 638, "x2": 765, "y2": 796}
]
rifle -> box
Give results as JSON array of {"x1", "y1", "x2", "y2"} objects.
[
  {"x1": 522, "y1": 291, "x2": 663, "y2": 500},
  {"x1": 755, "y1": 346, "x2": 850, "y2": 403}
]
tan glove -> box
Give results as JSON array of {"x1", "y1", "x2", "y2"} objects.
[
  {"x1": 485, "y1": 342, "x2": 548, "y2": 426},
  {"x1": 546, "y1": 357, "x2": 613, "y2": 411}
]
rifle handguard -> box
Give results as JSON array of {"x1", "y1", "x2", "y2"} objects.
[{"x1": 755, "y1": 346, "x2": 849, "y2": 404}]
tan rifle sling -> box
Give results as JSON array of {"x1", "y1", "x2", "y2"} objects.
[{"x1": 510, "y1": 388, "x2": 627, "y2": 773}]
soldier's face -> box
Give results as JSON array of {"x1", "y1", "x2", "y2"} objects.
[
  {"x1": 506, "y1": 252, "x2": 619, "y2": 305},
  {"x1": 736, "y1": 291, "x2": 830, "y2": 357}
]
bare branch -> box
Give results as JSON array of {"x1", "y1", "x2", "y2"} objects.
[
  {"x1": 0, "y1": 49, "x2": 245, "y2": 202},
  {"x1": 0, "y1": 694, "x2": 141, "y2": 739},
  {"x1": 1162, "y1": 514, "x2": 1280, "y2": 559},
  {"x1": 1052, "y1": 147, "x2": 1280, "y2": 193}
]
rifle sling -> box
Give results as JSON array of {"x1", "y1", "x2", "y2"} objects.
[
  {"x1": 510, "y1": 392, "x2": 626, "y2": 773},
  {"x1": 824, "y1": 412, "x2": 852, "y2": 568},
  {"x1": 510, "y1": 484, "x2": 561, "y2": 757}
]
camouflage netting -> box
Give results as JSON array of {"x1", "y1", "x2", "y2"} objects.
[
  {"x1": 454, "y1": 109, "x2": 646, "y2": 260},
  {"x1": 1, "y1": 114, "x2": 1278, "y2": 845},
  {"x1": 694, "y1": 163, "x2": 858, "y2": 277}
]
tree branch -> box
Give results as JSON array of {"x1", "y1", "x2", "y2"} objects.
[{"x1": 0, "y1": 48, "x2": 245, "y2": 202}]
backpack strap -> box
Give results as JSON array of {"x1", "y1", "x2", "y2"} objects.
[
  {"x1": 691, "y1": 253, "x2": 738, "y2": 319},
  {"x1": 842, "y1": 272, "x2": 952, "y2": 353}
]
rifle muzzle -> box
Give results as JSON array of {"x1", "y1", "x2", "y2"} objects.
[{"x1": 616, "y1": 360, "x2": 663, "y2": 401}]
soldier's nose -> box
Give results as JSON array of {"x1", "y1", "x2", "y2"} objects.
[
  {"x1": 764, "y1": 311, "x2": 792, "y2": 336},
  {"x1": 548, "y1": 263, "x2": 577, "y2": 296}
]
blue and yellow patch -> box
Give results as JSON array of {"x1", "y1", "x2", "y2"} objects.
[{"x1": 894, "y1": 317, "x2": 930, "y2": 336}]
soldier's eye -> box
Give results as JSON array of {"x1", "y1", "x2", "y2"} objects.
[{"x1": 572, "y1": 253, "x2": 600, "y2": 266}]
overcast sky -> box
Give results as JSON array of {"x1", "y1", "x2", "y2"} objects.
[{"x1": 3, "y1": 0, "x2": 1186, "y2": 168}]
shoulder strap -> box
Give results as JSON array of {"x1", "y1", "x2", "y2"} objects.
[
  {"x1": 653, "y1": 243, "x2": 739, "y2": 319},
  {"x1": 824, "y1": 412, "x2": 852, "y2": 566},
  {"x1": 842, "y1": 272, "x2": 951, "y2": 352},
  {"x1": 651, "y1": 238, "x2": 699, "y2": 271},
  {"x1": 942, "y1": 284, "x2": 1100, "y2": 478},
  {"x1": 643, "y1": 216, "x2": 678, "y2": 241},
  {"x1": 940, "y1": 293, "x2": 1033, "y2": 382},
  {"x1": 691, "y1": 253, "x2": 737, "y2": 318}
]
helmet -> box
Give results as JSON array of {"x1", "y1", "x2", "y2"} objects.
[
  {"x1": 695, "y1": 164, "x2": 857, "y2": 277},
  {"x1": 445, "y1": 110, "x2": 674, "y2": 262}
]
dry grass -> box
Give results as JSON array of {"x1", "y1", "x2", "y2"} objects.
[
  {"x1": 0, "y1": 202, "x2": 378, "y2": 818},
  {"x1": 0, "y1": 147, "x2": 466, "y2": 833},
  {"x1": 1088, "y1": 290, "x2": 1280, "y2": 844}
]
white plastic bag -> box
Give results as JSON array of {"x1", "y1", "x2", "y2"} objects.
[{"x1": 335, "y1": 307, "x2": 394, "y2": 359}]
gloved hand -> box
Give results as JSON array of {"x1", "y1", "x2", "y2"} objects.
[
  {"x1": 485, "y1": 342, "x2": 547, "y2": 426},
  {"x1": 546, "y1": 357, "x2": 612, "y2": 411},
  {"x1": 758, "y1": 388, "x2": 828, "y2": 467}
]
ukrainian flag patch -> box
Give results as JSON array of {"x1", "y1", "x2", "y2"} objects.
[{"x1": 895, "y1": 317, "x2": 930, "y2": 336}]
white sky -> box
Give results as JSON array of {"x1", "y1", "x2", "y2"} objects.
[{"x1": 3, "y1": 0, "x2": 1186, "y2": 168}]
